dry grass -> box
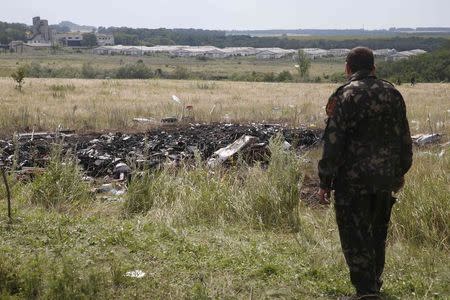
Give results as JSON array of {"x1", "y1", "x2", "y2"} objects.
[{"x1": 0, "y1": 77, "x2": 448, "y2": 137}]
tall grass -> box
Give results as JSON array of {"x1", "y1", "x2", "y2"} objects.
[
  {"x1": 30, "y1": 148, "x2": 93, "y2": 211},
  {"x1": 124, "y1": 137, "x2": 304, "y2": 230},
  {"x1": 0, "y1": 78, "x2": 447, "y2": 136},
  {"x1": 391, "y1": 149, "x2": 449, "y2": 249}
]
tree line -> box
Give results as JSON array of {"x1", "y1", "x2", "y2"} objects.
[
  {"x1": 99, "y1": 26, "x2": 448, "y2": 52},
  {"x1": 377, "y1": 43, "x2": 450, "y2": 83},
  {"x1": 0, "y1": 21, "x2": 28, "y2": 45},
  {"x1": 1, "y1": 20, "x2": 448, "y2": 52}
]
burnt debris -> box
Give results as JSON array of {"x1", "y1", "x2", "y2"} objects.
[{"x1": 0, "y1": 123, "x2": 321, "y2": 178}]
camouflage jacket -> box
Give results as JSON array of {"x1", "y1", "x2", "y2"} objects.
[{"x1": 318, "y1": 70, "x2": 413, "y2": 193}]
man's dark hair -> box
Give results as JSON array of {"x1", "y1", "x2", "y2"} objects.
[{"x1": 346, "y1": 47, "x2": 375, "y2": 73}]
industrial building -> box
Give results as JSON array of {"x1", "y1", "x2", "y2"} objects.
[{"x1": 92, "y1": 44, "x2": 427, "y2": 60}]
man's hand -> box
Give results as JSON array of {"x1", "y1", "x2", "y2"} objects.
[
  {"x1": 393, "y1": 176, "x2": 405, "y2": 193},
  {"x1": 317, "y1": 188, "x2": 332, "y2": 205}
]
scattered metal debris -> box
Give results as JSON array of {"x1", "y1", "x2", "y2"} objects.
[
  {"x1": 207, "y1": 135, "x2": 258, "y2": 167},
  {"x1": 125, "y1": 270, "x2": 146, "y2": 279},
  {"x1": 133, "y1": 117, "x2": 156, "y2": 124},
  {"x1": 161, "y1": 117, "x2": 178, "y2": 123},
  {"x1": 113, "y1": 162, "x2": 131, "y2": 181},
  {"x1": 0, "y1": 123, "x2": 321, "y2": 178},
  {"x1": 412, "y1": 133, "x2": 442, "y2": 146}
]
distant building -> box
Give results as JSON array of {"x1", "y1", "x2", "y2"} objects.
[
  {"x1": 28, "y1": 16, "x2": 54, "y2": 46},
  {"x1": 385, "y1": 49, "x2": 427, "y2": 61},
  {"x1": 373, "y1": 49, "x2": 397, "y2": 57},
  {"x1": 54, "y1": 32, "x2": 115, "y2": 47},
  {"x1": 91, "y1": 45, "x2": 427, "y2": 61},
  {"x1": 301, "y1": 48, "x2": 329, "y2": 59},
  {"x1": 221, "y1": 47, "x2": 260, "y2": 57},
  {"x1": 256, "y1": 48, "x2": 296, "y2": 59},
  {"x1": 96, "y1": 34, "x2": 115, "y2": 46},
  {"x1": 327, "y1": 48, "x2": 351, "y2": 57},
  {"x1": 55, "y1": 32, "x2": 84, "y2": 47},
  {"x1": 9, "y1": 40, "x2": 52, "y2": 53}
]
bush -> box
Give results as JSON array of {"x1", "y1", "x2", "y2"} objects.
[
  {"x1": 11, "y1": 65, "x2": 26, "y2": 91},
  {"x1": 115, "y1": 61, "x2": 153, "y2": 79},
  {"x1": 81, "y1": 62, "x2": 97, "y2": 79},
  {"x1": 173, "y1": 66, "x2": 190, "y2": 80},
  {"x1": 276, "y1": 70, "x2": 293, "y2": 82},
  {"x1": 30, "y1": 148, "x2": 93, "y2": 211}
]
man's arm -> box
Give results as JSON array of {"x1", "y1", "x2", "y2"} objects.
[
  {"x1": 318, "y1": 95, "x2": 348, "y2": 195},
  {"x1": 399, "y1": 94, "x2": 413, "y2": 175}
]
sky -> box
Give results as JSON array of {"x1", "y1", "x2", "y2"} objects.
[{"x1": 1, "y1": 0, "x2": 449, "y2": 30}]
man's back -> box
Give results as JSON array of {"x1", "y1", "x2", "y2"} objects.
[{"x1": 319, "y1": 70, "x2": 413, "y2": 194}]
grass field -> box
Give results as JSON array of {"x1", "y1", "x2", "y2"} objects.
[
  {"x1": 0, "y1": 78, "x2": 449, "y2": 299},
  {"x1": 0, "y1": 78, "x2": 448, "y2": 136},
  {"x1": 0, "y1": 51, "x2": 344, "y2": 80}
]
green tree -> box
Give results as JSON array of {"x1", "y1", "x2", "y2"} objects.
[
  {"x1": 296, "y1": 50, "x2": 311, "y2": 79},
  {"x1": 81, "y1": 33, "x2": 98, "y2": 47},
  {"x1": 11, "y1": 65, "x2": 26, "y2": 91}
]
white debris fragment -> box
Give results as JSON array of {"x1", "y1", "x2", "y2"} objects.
[
  {"x1": 411, "y1": 133, "x2": 442, "y2": 146},
  {"x1": 125, "y1": 270, "x2": 146, "y2": 278},
  {"x1": 172, "y1": 95, "x2": 182, "y2": 104},
  {"x1": 133, "y1": 117, "x2": 156, "y2": 124},
  {"x1": 282, "y1": 141, "x2": 292, "y2": 150},
  {"x1": 207, "y1": 135, "x2": 257, "y2": 167}
]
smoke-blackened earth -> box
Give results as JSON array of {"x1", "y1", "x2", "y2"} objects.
[{"x1": 0, "y1": 123, "x2": 321, "y2": 177}]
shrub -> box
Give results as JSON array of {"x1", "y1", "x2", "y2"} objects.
[
  {"x1": 276, "y1": 70, "x2": 293, "y2": 82},
  {"x1": 81, "y1": 62, "x2": 97, "y2": 79},
  {"x1": 11, "y1": 65, "x2": 26, "y2": 91},
  {"x1": 115, "y1": 61, "x2": 153, "y2": 79},
  {"x1": 173, "y1": 66, "x2": 190, "y2": 80}
]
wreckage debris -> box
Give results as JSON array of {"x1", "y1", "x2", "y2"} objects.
[
  {"x1": 161, "y1": 117, "x2": 178, "y2": 123},
  {"x1": 114, "y1": 162, "x2": 132, "y2": 181},
  {"x1": 207, "y1": 135, "x2": 258, "y2": 167},
  {"x1": 412, "y1": 133, "x2": 442, "y2": 146},
  {"x1": 0, "y1": 123, "x2": 321, "y2": 178},
  {"x1": 133, "y1": 117, "x2": 157, "y2": 124}
]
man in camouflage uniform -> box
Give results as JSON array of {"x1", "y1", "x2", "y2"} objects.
[{"x1": 318, "y1": 47, "x2": 413, "y2": 300}]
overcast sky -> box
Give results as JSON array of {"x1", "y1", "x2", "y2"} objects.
[{"x1": 1, "y1": 0, "x2": 449, "y2": 30}]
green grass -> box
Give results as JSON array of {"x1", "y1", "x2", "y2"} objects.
[{"x1": 0, "y1": 142, "x2": 448, "y2": 299}]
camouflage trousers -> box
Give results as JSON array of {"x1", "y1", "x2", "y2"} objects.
[{"x1": 334, "y1": 189, "x2": 396, "y2": 295}]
